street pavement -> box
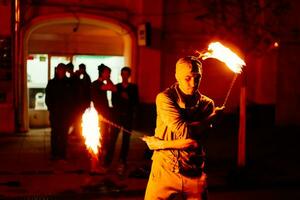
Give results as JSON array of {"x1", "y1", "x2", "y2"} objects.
[
  {"x1": 0, "y1": 128, "x2": 151, "y2": 199},
  {"x1": 1, "y1": 118, "x2": 300, "y2": 199}
]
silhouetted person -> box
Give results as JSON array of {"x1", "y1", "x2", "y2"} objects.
[
  {"x1": 91, "y1": 63, "x2": 116, "y2": 172},
  {"x1": 111, "y1": 67, "x2": 139, "y2": 175},
  {"x1": 73, "y1": 63, "x2": 91, "y2": 138},
  {"x1": 65, "y1": 62, "x2": 77, "y2": 135},
  {"x1": 143, "y1": 56, "x2": 224, "y2": 200},
  {"x1": 76, "y1": 63, "x2": 91, "y2": 85},
  {"x1": 66, "y1": 62, "x2": 75, "y2": 80},
  {"x1": 45, "y1": 63, "x2": 73, "y2": 160}
]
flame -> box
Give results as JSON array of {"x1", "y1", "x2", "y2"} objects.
[
  {"x1": 81, "y1": 102, "x2": 101, "y2": 157},
  {"x1": 202, "y1": 42, "x2": 245, "y2": 74}
]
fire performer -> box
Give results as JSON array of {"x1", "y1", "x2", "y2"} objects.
[{"x1": 143, "y1": 56, "x2": 224, "y2": 200}]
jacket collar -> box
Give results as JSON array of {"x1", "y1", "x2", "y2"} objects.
[{"x1": 173, "y1": 83, "x2": 201, "y2": 109}]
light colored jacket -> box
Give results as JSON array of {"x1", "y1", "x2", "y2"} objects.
[{"x1": 152, "y1": 83, "x2": 215, "y2": 175}]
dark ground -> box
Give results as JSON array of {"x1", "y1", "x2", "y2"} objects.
[{"x1": 1, "y1": 106, "x2": 300, "y2": 199}]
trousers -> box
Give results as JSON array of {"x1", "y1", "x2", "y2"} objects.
[{"x1": 145, "y1": 159, "x2": 208, "y2": 200}]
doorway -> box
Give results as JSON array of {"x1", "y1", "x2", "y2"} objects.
[{"x1": 21, "y1": 14, "x2": 136, "y2": 131}]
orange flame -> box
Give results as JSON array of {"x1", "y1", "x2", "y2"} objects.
[
  {"x1": 81, "y1": 102, "x2": 101, "y2": 157},
  {"x1": 202, "y1": 42, "x2": 246, "y2": 74}
]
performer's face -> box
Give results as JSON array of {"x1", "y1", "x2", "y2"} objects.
[{"x1": 176, "y1": 64, "x2": 201, "y2": 95}]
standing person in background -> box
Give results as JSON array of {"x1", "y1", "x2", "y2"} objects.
[
  {"x1": 143, "y1": 56, "x2": 224, "y2": 200},
  {"x1": 91, "y1": 64, "x2": 116, "y2": 172},
  {"x1": 65, "y1": 62, "x2": 77, "y2": 136},
  {"x1": 111, "y1": 67, "x2": 139, "y2": 176},
  {"x1": 76, "y1": 63, "x2": 91, "y2": 84},
  {"x1": 45, "y1": 63, "x2": 73, "y2": 161},
  {"x1": 73, "y1": 63, "x2": 91, "y2": 139},
  {"x1": 66, "y1": 62, "x2": 75, "y2": 80}
]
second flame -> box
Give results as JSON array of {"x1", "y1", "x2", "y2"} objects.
[{"x1": 81, "y1": 102, "x2": 101, "y2": 157}]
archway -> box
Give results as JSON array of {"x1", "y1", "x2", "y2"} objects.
[{"x1": 19, "y1": 14, "x2": 136, "y2": 132}]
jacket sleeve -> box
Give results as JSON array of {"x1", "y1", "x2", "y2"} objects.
[{"x1": 156, "y1": 92, "x2": 189, "y2": 139}]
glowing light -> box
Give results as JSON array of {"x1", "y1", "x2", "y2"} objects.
[
  {"x1": 81, "y1": 102, "x2": 101, "y2": 157},
  {"x1": 202, "y1": 42, "x2": 245, "y2": 74},
  {"x1": 273, "y1": 42, "x2": 279, "y2": 48}
]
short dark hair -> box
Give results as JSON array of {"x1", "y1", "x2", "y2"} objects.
[
  {"x1": 79, "y1": 63, "x2": 86, "y2": 70},
  {"x1": 57, "y1": 63, "x2": 66, "y2": 69},
  {"x1": 121, "y1": 66, "x2": 131, "y2": 75},
  {"x1": 66, "y1": 62, "x2": 74, "y2": 70}
]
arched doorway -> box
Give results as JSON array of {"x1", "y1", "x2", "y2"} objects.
[{"x1": 19, "y1": 14, "x2": 136, "y2": 132}]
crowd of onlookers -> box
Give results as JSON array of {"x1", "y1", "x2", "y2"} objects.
[{"x1": 45, "y1": 62, "x2": 138, "y2": 176}]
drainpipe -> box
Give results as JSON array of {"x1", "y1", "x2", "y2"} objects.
[{"x1": 12, "y1": 0, "x2": 23, "y2": 132}]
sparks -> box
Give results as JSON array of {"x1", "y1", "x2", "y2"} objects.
[
  {"x1": 202, "y1": 42, "x2": 245, "y2": 74},
  {"x1": 81, "y1": 101, "x2": 101, "y2": 157}
]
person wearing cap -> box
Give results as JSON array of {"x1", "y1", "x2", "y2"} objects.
[
  {"x1": 72, "y1": 63, "x2": 92, "y2": 138},
  {"x1": 143, "y1": 56, "x2": 224, "y2": 200},
  {"x1": 91, "y1": 63, "x2": 116, "y2": 171}
]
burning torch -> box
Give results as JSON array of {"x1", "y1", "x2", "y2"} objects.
[
  {"x1": 198, "y1": 41, "x2": 247, "y2": 167},
  {"x1": 81, "y1": 101, "x2": 132, "y2": 172},
  {"x1": 81, "y1": 101, "x2": 101, "y2": 172},
  {"x1": 197, "y1": 42, "x2": 246, "y2": 107}
]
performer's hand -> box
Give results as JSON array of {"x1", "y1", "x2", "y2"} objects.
[
  {"x1": 215, "y1": 106, "x2": 225, "y2": 115},
  {"x1": 142, "y1": 136, "x2": 165, "y2": 150},
  {"x1": 206, "y1": 106, "x2": 225, "y2": 126}
]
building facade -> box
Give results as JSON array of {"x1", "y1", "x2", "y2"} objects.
[{"x1": 0, "y1": 0, "x2": 299, "y2": 133}]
